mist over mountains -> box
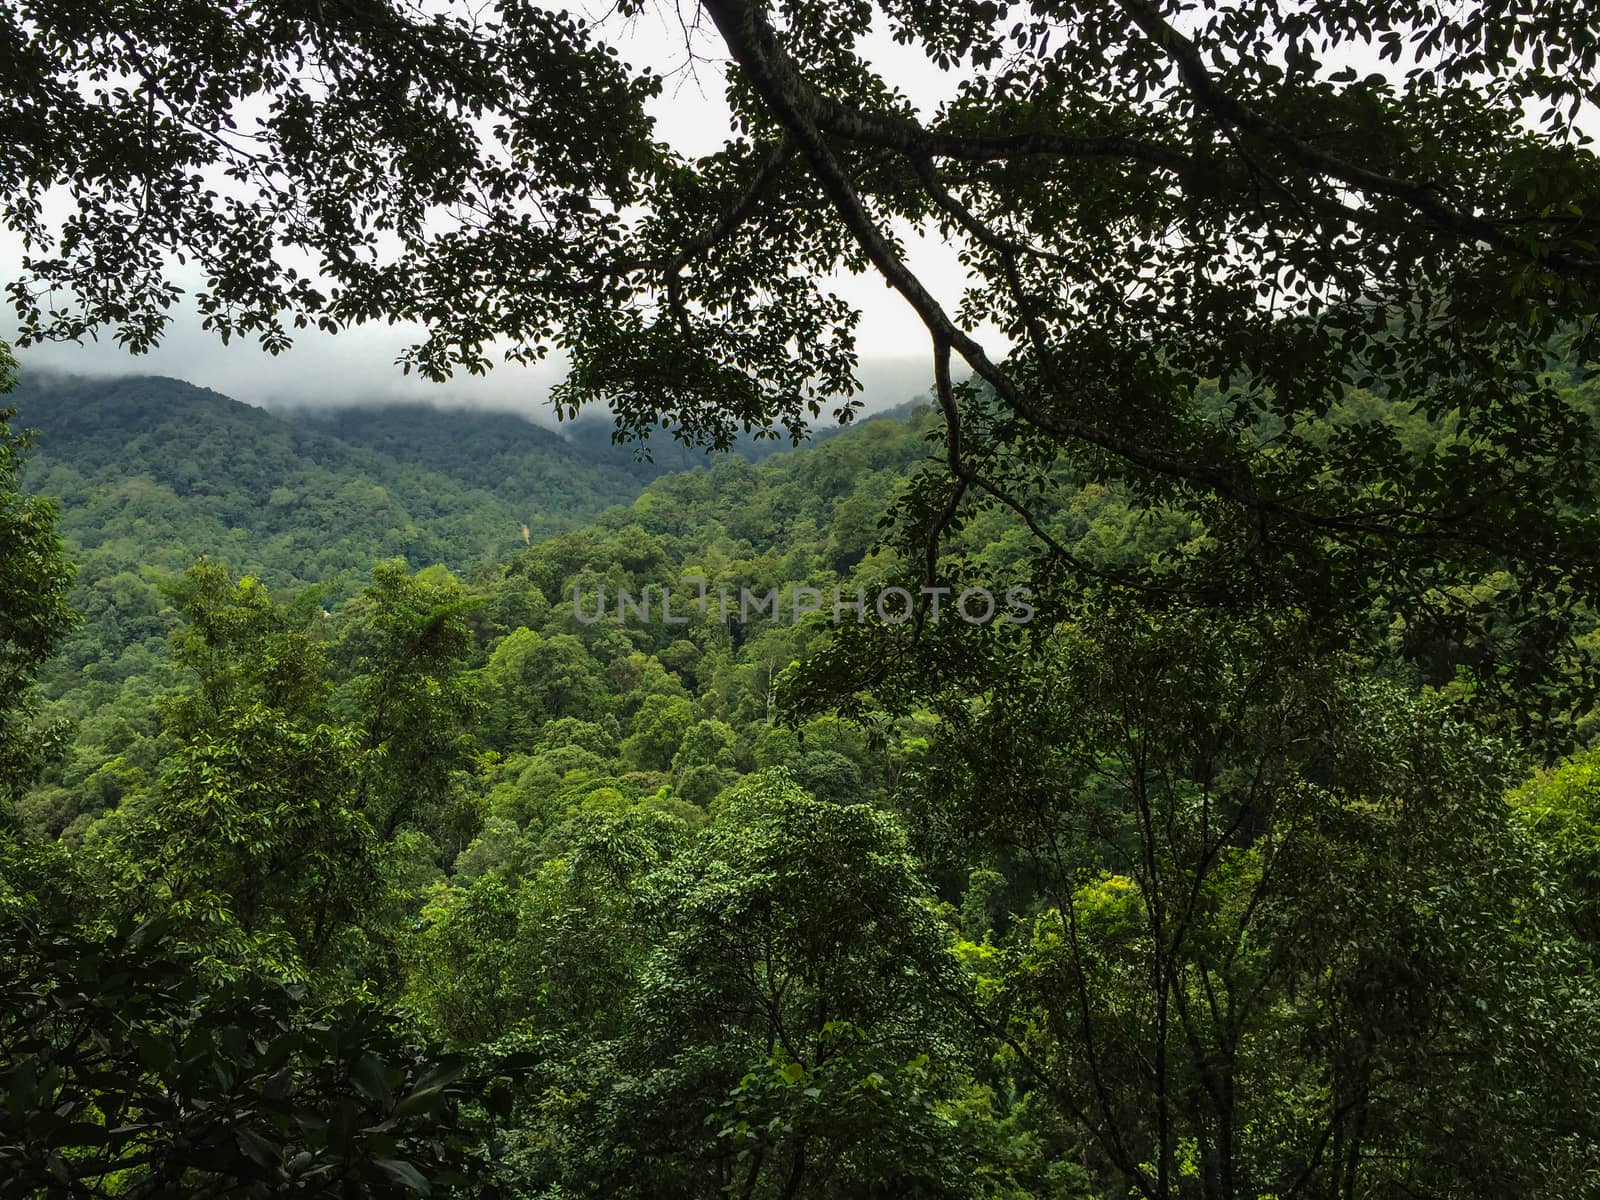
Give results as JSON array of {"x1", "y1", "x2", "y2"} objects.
[
  {"x1": 12, "y1": 338, "x2": 939, "y2": 422},
  {"x1": 7, "y1": 369, "x2": 910, "y2": 583}
]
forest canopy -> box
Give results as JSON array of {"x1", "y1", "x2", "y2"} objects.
[
  {"x1": 4, "y1": 0, "x2": 1600, "y2": 1197},
  {"x1": 6, "y1": 0, "x2": 1600, "y2": 715}
]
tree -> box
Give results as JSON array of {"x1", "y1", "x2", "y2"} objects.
[
  {"x1": 907, "y1": 600, "x2": 1600, "y2": 1199},
  {"x1": 621, "y1": 693, "x2": 698, "y2": 771},
  {"x1": 89, "y1": 561, "x2": 483, "y2": 983},
  {"x1": 671, "y1": 717, "x2": 738, "y2": 804},
  {"x1": 118, "y1": 706, "x2": 382, "y2": 981},
  {"x1": 331, "y1": 560, "x2": 482, "y2": 849},
  {"x1": 5, "y1": 1, "x2": 1600, "y2": 711},
  {"x1": 793, "y1": 749, "x2": 864, "y2": 805},
  {"x1": 1512, "y1": 749, "x2": 1600, "y2": 950},
  {"x1": 404, "y1": 806, "x2": 686, "y2": 1047},
  {"x1": 157, "y1": 561, "x2": 330, "y2": 738},
  {"x1": 95, "y1": 564, "x2": 377, "y2": 979},
  {"x1": 0, "y1": 863, "x2": 480, "y2": 1200},
  {"x1": 9, "y1": 7, "x2": 1600, "y2": 1192},
  {"x1": 492, "y1": 772, "x2": 1007, "y2": 1199},
  {"x1": 477, "y1": 627, "x2": 610, "y2": 752},
  {"x1": 0, "y1": 343, "x2": 75, "y2": 826}
]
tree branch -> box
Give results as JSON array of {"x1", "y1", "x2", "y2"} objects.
[{"x1": 1113, "y1": 0, "x2": 1600, "y2": 277}]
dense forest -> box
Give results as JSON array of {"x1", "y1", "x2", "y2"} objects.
[
  {"x1": 7, "y1": 355, "x2": 1600, "y2": 1198},
  {"x1": 6, "y1": 0, "x2": 1600, "y2": 1196},
  {"x1": 6, "y1": 374, "x2": 862, "y2": 844}
]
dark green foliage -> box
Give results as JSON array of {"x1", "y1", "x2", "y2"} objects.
[
  {"x1": 607, "y1": 775, "x2": 981, "y2": 1198},
  {"x1": 299, "y1": 405, "x2": 824, "y2": 486},
  {"x1": 119, "y1": 707, "x2": 379, "y2": 980},
  {"x1": 6, "y1": 352, "x2": 1600, "y2": 1197},
  {"x1": 0, "y1": 353, "x2": 75, "y2": 825},
  {"x1": 6, "y1": 1, "x2": 1600, "y2": 1187},
  {"x1": 8, "y1": 373, "x2": 901, "y2": 842},
  {"x1": 443, "y1": 775, "x2": 1013, "y2": 1199},
  {"x1": 19, "y1": 393, "x2": 950, "y2": 840},
  {"x1": 6, "y1": 373, "x2": 639, "y2": 793},
  {"x1": 903, "y1": 601, "x2": 1600, "y2": 1198},
  {"x1": 0, "y1": 886, "x2": 475, "y2": 1199},
  {"x1": 328, "y1": 561, "x2": 482, "y2": 845}
]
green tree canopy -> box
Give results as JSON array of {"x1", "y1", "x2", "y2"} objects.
[
  {"x1": 6, "y1": 0, "x2": 1600, "y2": 708},
  {"x1": 909, "y1": 600, "x2": 1600, "y2": 1198},
  {"x1": 0, "y1": 344, "x2": 75, "y2": 824}
]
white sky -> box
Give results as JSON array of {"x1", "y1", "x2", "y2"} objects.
[
  {"x1": 5, "y1": 3, "x2": 1590, "y2": 419},
  {"x1": 2, "y1": 2, "x2": 982, "y2": 419}
]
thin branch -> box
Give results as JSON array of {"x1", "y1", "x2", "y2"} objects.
[{"x1": 665, "y1": 135, "x2": 796, "y2": 275}]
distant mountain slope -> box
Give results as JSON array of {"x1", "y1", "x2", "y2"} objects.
[
  {"x1": 289, "y1": 402, "x2": 848, "y2": 488},
  {"x1": 558, "y1": 413, "x2": 842, "y2": 480},
  {"x1": 8, "y1": 373, "x2": 919, "y2": 711},
  {"x1": 285, "y1": 403, "x2": 645, "y2": 503},
  {"x1": 7, "y1": 372, "x2": 648, "y2": 704},
  {"x1": 14, "y1": 374, "x2": 648, "y2": 580}
]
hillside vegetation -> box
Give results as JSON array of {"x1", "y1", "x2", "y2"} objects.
[
  {"x1": 8, "y1": 0, "x2": 1600, "y2": 1191},
  {"x1": 5, "y1": 365, "x2": 1600, "y2": 1198},
  {"x1": 10, "y1": 379, "x2": 955, "y2": 839}
]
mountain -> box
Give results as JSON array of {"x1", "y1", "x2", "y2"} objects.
[
  {"x1": 288, "y1": 401, "x2": 846, "y2": 487},
  {"x1": 7, "y1": 371, "x2": 941, "y2": 836},
  {"x1": 284, "y1": 402, "x2": 650, "y2": 500},
  {"x1": 12, "y1": 374, "x2": 649, "y2": 584},
  {"x1": 6, "y1": 373, "x2": 648, "y2": 732},
  {"x1": 12, "y1": 373, "x2": 921, "y2": 596}
]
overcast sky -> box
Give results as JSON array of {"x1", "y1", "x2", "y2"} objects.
[
  {"x1": 2, "y1": 3, "x2": 986, "y2": 422},
  {"x1": 10, "y1": 4, "x2": 1577, "y2": 422}
]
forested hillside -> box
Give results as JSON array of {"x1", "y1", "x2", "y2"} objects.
[
  {"x1": 3, "y1": 368, "x2": 912, "y2": 833},
  {"x1": 12, "y1": 375, "x2": 871, "y2": 724},
  {"x1": 11, "y1": 386, "x2": 963, "y2": 841},
  {"x1": 13, "y1": 373, "x2": 648, "y2": 586},
  {"x1": 291, "y1": 403, "x2": 830, "y2": 485},
  {"x1": 6, "y1": 375, "x2": 646, "y2": 827},
  {"x1": 8, "y1": 0, "x2": 1600, "y2": 1196},
  {"x1": 9, "y1": 354, "x2": 1600, "y2": 1197}
]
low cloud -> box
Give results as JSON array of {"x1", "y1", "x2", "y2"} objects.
[
  {"x1": 12, "y1": 314, "x2": 939, "y2": 426},
  {"x1": 13, "y1": 318, "x2": 564, "y2": 417}
]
